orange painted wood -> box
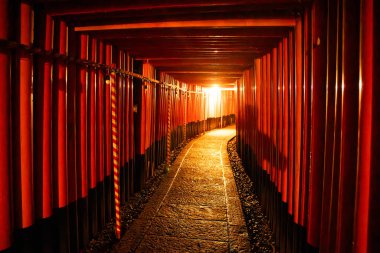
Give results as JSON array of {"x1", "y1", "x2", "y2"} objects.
[
  {"x1": 318, "y1": 0, "x2": 339, "y2": 250},
  {"x1": 288, "y1": 30, "x2": 294, "y2": 216},
  {"x1": 0, "y1": 0, "x2": 11, "y2": 248},
  {"x1": 97, "y1": 41, "x2": 105, "y2": 182},
  {"x1": 78, "y1": 34, "x2": 88, "y2": 198},
  {"x1": 293, "y1": 18, "x2": 302, "y2": 224},
  {"x1": 105, "y1": 44, "x2": 112, "y2": 176},
  {"x1": 17, "y1": 3, "x2": 34, "y2": 228},
  {"x1": 335, "y1": 0, "x2": 360, "y2": 251},
  {"x1": 282, "y1": 36, "x2": 289, "y2": 203},
  {"x1": 307, "y1": 0, "x2": 327, "y2": 247},
  {"x1": 89, "y1": 38, "x2": 97, "y2": 189},
  {"x1": 272, "y1": 47, "x2": 278, "y2": 185},
  {"x1": 52, "y1": 21, "x2": 68, "y2": 208},
  {"x1": 35, "y1": 15, "x2": 53, "y2": 219},
  {"x1": 75, "y1": 18, "x2": 296, "y2": 32},
  {"x1": 354, "y1": 0, "x2": 374, "y2": 251},
  {"x1": 277, "y1": 41, "x2": 283, "y2": 193}
]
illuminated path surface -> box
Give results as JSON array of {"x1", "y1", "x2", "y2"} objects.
[{"x1": 115, "y1": 126, "x2": 250, "y2": 252}]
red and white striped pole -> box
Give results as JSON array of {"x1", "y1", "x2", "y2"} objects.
[
  {"x1": 184, "y1": 91, "x2": 187, "y2": 142},
  {"x1": 109, "y1": 70, "x2": 121, "y2": 239},
  {"x1": 166, "y1": 87, "x2": 172, "y2": 169},
  {"x1": 203, "y1": 92, "x2": 206, "y2": 133}
]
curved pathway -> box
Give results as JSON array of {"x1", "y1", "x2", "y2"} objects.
[{"x1": 115, "y1": 126, "x2": 249, "y2": 252}]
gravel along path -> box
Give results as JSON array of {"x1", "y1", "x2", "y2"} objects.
[{"x1": 227, "y1": 137, "x2": 276, "y2": 253}]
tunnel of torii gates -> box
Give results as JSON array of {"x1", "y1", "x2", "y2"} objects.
[{"x1": 0, "y1": 0, "x2": 379, "y2": 252}]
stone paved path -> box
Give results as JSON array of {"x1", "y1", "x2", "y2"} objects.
[{"x1": 114, "y1": 126, "x2": 250, "y2": 252}]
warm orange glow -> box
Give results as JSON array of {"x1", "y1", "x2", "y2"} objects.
[
  {"x1": 75, "y1": 18, "x2": 296, "y2": 32},
  {"x1": 204, "y1": 86, "x2": 221, "y2": 118}
]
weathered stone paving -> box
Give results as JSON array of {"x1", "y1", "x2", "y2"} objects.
[{"x1": 114, "y1": 126, "x2": 249, "y2": 252}]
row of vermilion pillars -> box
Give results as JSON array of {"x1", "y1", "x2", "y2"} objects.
[
  {"x1": 0, "y1": 1, "x2": 235, "y2": 251},
  {"x1": 158, "y1": 73, "x2": 211, "y2": 167},
  {"x1": 202, "y1": 89, "x2": 235, "y2": 130},
  {"x1": 184, "y1": 86, "x2": 206, "y2": 139},
  {"x1": 236, "y1": 0, "x2": 379, "y2": 252},
  {"x1": 155, "y1": 80, "x2": 168, "y2": 169},
  {"x1": 317, "y1": 0, "x2": 379, "y2": 252},
  {"x1": 0, "y1": 1, "x2": 44, "y2": 249},
  {"x1": 0, "y1": 0, "x2": 131, "y2": 249},
  {"x1": 235, "y1": 10, "x2": 310, "y2": 253},
  {"x1": 134, "y1": 66, "x2": 204, "y2": 181},
  {"x1": 236, "y1": 15, "x2": 311, "y2": 250},
  {"x1": 220, "y1": 90, "x2": 236, "y2": 127},
  {"x1": 140, "y1": 63, "x2": 160, "y2": 180}
]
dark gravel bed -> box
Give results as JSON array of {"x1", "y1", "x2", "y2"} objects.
[
  {"x1": 227, "y1": 137, "x2": 276, "y2": 253},
  {"x1": 84, "y1": 140, "x2": 190, "y2": 253}
]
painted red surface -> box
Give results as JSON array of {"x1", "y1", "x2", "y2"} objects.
[
  {"x1": 300, "y1": 8, "x2": 310, "y2": 227},
  {"x1": 41, "y1": 16, "x2": 53, "y2": 219},
  {"x1": 0, "y1": 0, "x2": 11, "y2": 248},
  {"x1": 282, "y1": 37, "x2": 289, "y2": 203},
  {"x1": 355, "y1": 0, "x2": 373, "y2": 252},
  {"x1": 89, "y1": 38, "x2": 97, "y2": 189},
  {"x1": 335, "y1": 0, "x2": 360, "y2": 252},
  {"x1": 105, "y1": 45, "x2": 112, "y2": 177},
  {"x1": 19, "y1": 3, "x2": 34, "y2": 228},
  {"x1": 277, "y1": 41, "x2": 283, "y2": 193},
  {"x1": 53, "y1": 21, "x2": 68, "y2": 208},
  {"x1": 288, "y1": 30, "x2": 294, "y2": 216},
  {"x1": 307, "y1": 0, "x2": 327, "y2": 246},
  {"x1": 293, "y1": 17, "x2": 302, "y2": 225},
  {"x1": 97, "y1": 41, "x2": 105, "y2": 182}
]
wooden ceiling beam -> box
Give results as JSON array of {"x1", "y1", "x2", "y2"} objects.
[
  {"x1": 59, "y1": 5, "x2": 301, "y2": 27},
  {"x1": 120, "y1": 49, "x2": 265, "y2": 54},
  {"x1": 136, "y1": 57, "x2": 255, "y2": 67},
  {"x1": 88, "y1": 27, "x2": 290, "y2": 39},
  {"x1": 130, "y1": 53, "x2": 261, "y2": 59},
  {"x1": 157, "y1": 65, "x2": 247, "y2": 70},
  {"x1": 172, "y1": 77, "x2": 239, "y2": 83},
  {"x1": 110, "y1": 39, "x2": 280, "y2": 45},
  {"x1": 75, "y1": 18, "x2": 296, "y2": 32},
  {"x1": 38, "y1": 0, "x2": 306, "y2": 16},
  {"x1": 162, "y1": 71, "x2": 242, "y2": 74},
  {"x1": 169, "y1": 72, "x2": 241, "y2": 76}
]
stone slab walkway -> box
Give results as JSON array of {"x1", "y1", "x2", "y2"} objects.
[{"x1": 114, "y1": 126, "x2": 249, "y2": 252}]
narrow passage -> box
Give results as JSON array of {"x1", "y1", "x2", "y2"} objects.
[{"x1": 115, "y1": 126, "x2": 249, "y2": 252}]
